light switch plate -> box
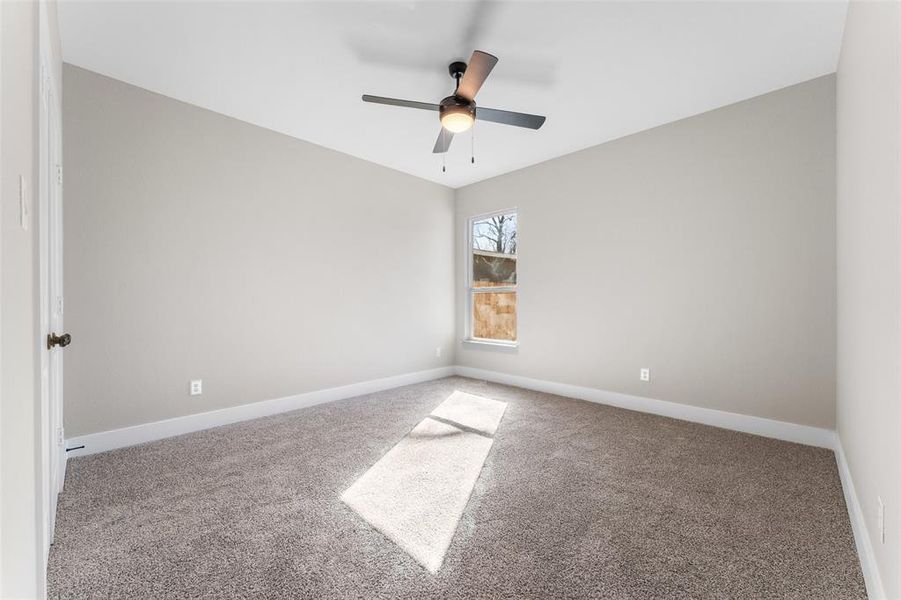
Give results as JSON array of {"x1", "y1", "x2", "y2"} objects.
[{"x1": 190, "y1": 380, "x2": 202, "y2": 396}]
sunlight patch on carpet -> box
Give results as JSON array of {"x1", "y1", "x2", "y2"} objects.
[
  {"x1": 341, "y1": 391, "x2": 507, "y2": 573},
  {"x1": 430, "y1": 390, "x2": 507, "y2": 436}
]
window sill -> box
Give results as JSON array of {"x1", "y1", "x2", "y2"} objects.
[{"x1": 462, "y1": 338, "x2": 519, "y2": 351}]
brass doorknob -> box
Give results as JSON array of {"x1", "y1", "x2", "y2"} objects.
[{"x1": 47, "y1": 333, "x2": 71, "y2": 349}]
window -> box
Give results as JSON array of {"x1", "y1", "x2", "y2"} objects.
[{"x1": 467, "y1": 210, "x2": 517, "y2": 344}]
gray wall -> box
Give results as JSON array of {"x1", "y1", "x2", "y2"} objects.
[
  {"x1": 836, "y1": 1, "x2": 900, "y2": 597},
  {"x1": 63, "y1": 65, "x2": 456, "y2": 437},
  {"x1": 456, "y1": 76, "x2": 837, "y2": 429}
]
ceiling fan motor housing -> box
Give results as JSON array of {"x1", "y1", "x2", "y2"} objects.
[{"x1": 439, "y1": 95, "x2": 476, "y2": 119}]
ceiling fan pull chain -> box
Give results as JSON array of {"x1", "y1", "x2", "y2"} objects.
[
  {"x1": 471, "y1": 122, "x2": 475, "y2": 165},
  {"x1": 442, "y1": 129, "x2": 447, "y2": 173}
]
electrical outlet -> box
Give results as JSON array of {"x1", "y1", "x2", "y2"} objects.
[
  {"x1": 190, "y1": 380, "x2": 202, "y2": 396},
  {"x1": 878, "y1": 497, "x2": 885, "y2": 543},
  {"x1": 56, "y1": 427, "x2": 64, "y2": 446},
  {"x1": 640, "y1": 368, "x2": 650, "y2": 382},
  {"x1": 435, "y1": 347, "x2": 442, "y2": 358}
]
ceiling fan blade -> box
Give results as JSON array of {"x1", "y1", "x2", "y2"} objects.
[
  {"x1": 362, "y1": 95, "x2": 440, "y2": 112},
  {"x1": 476, "y1": 107, "x2": 546, "y2": 130},
  {"x1": 456, "y1": 50, "x2": 498, "y2": 101},
  {"x1": 433, "y1": 128, "x2": 454, "y2": 153}
]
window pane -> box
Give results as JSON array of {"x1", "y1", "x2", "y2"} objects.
[
  {"x1": 472, "y1": 291, "x2": 517, "y2": 341},
  {"x1": 473, "y1": 251, "x2": 516, "y2": 287},
  {"x1": 472, "y1": 213, "x2": 516, "y2": 287}
]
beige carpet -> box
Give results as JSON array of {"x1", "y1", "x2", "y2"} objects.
[
  {"x1": 341, "y1": 391, "x2": 506, "y2": 573},
  {"x1": 47, "y1": 377, "x2": 866, "y2": 599}
]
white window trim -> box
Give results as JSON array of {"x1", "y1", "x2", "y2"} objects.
[
  {"x1": 462, "y1": 337, "x2": 519, "y2": 350},
  {"x1": 463, "y1": 208, "x2": 519, "y2": 348}
]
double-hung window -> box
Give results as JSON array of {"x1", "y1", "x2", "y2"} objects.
[{"x1": 467, "y1": 210, "x2": 517, "y2": 344}]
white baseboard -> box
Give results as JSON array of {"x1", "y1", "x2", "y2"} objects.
[
  {"x1": 65, "y1": 366, "x2": 455, "y2": 457},
  {"x1": 66, "y1": 364, "x2": 835, "y2": 454},
  {"x1": 834, "y1": 435, "x2": 885, "y2": 600},
  {"x1": 65, "y1": 365, "x2": 835, "y2": 458},
  {"x1": 453, "y1": 366, "x2": 835, "y2": 449}
]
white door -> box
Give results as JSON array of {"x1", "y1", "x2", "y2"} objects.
[{"x1": 38, "y1": 55, "x2": 65, "y2": 558}]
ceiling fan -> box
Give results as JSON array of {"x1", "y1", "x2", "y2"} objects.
[{"x1": 362, "y1": 50, "x2": 546, "y2": 154}]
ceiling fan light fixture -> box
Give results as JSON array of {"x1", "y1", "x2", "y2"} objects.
[{"x1": 440, "y1": 109, "x2": 474, "y2": 133}]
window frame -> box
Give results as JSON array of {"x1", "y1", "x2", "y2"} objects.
[{"x1": 464, "y1": 208, "x2": 519, "y2": 348}]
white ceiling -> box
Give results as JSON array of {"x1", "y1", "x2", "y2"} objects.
[{"x1": 58, "y1": 1, "x2": 848, "y2": 188}]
